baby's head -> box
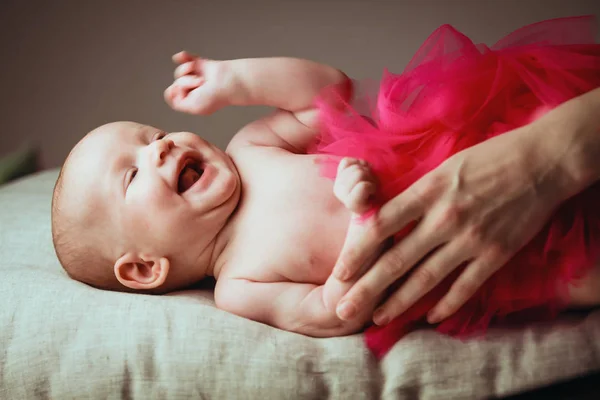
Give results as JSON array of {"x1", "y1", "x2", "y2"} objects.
[{"x1": 52, "y1": 121, "x2": 240, "y2": 294}]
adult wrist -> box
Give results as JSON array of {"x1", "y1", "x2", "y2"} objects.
[{"x1": 533, "y1": 90, "x2": 600, "y2": 202}]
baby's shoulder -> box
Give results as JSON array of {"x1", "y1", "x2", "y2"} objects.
[
  {"x1": 226, "y1": 136, "x2": 304, "y2": 186},
  {"x1": 226, "y1": 116, "x2": 304, "y2": 159}
]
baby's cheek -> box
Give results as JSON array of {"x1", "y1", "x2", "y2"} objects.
[
  {"x1": 139, "y1": 215, "x2": 182, "y2": 252},
  {"x1": 162, "y1": 210, "x2": 195, "y2": 238},
  {"x1": 137, "y1": 189, "x2": 199, "y2": 242},
  {"x1": 129, "y1": 196, "x2": 167, "y2": 231},
  {"x1": 138, "y1": 187, "x2": 175, "y2": 215}
]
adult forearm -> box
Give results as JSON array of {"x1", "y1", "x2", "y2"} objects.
[{"x1": 525, "y1": 87, "x2": 600, "y2": 202}]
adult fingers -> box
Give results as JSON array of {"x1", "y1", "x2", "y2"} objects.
[
  {"x1": 426, "y1": 248, "x2": 508, "y2": 323},
  {"x1": 333, "y1": 187, "x2": 426, "y2": 281},
  {"x1": 371, "y1": 236, "x2": 473, "y2": 325},
  {"x1": 336, "y1": 218, "x2": 447, "y2": 321}
]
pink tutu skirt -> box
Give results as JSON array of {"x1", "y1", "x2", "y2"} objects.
[{"x1": 308, "y1": 16, "x2": 600, "y2": 359}]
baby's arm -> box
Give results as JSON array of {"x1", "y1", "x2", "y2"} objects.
[
  {"x1": 165, "y1": 52, "x2": 352, "y2": 153},
  {"x1": 215, "y1": 277, "x2": 376, "y2": 337},
  {"x1": 226, "y1": 57, "x2": 351, "y2": 152}
]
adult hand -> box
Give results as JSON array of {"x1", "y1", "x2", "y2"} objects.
[{"x1": 332, "y1": 113, "x2": 591, "y2": 326}]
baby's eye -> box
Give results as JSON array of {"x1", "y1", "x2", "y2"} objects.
[
  {"x1": 152, "y1": 132, "x2": 167, "y2": 141},
  {"x1": 125, "y1": 168, "x2": 138, "y2": 189}
]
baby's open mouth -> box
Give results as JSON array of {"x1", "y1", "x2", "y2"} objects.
[{"x1": 178, "y1": 158, "x2": 204, "y2": 193}]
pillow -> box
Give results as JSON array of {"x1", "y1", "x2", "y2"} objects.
[{"x1": 1, "y1": 170, "x2": 599, "y2": 399}]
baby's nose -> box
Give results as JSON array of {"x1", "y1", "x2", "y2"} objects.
[{"x1": 153, "y1": 139, "x2": 174, "y2": 165}]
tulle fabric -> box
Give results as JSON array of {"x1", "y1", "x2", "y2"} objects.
[{"x1": 307, "y1": 16, "x2": 600, "y2": 359}]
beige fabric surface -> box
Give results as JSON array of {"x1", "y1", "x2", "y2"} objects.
[{"x1": 1, "y1": 169, "x2": 599, "y2": 399}]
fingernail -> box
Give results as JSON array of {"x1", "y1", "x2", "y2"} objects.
[
  {"x1": 373, "y1": 309, "x2": 389, "y2": 326},
  {"x1": 427, "y1": 311, "x2": 440, "y2": 324},
  {"x1": 335, "y1": 264, "x2": 350, "y2": 281},
  {"x1": 337, "y1": 301, "x2": 356, "y2": 320}
]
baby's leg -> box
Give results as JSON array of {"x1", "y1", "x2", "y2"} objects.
[{"x1": 566, "y1": 260, "x2": 600, "y2": 308}]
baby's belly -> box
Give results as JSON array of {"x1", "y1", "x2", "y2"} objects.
[
  {"x1": 225, "y1": 205, "x2": 351, "y2": 285},
  {"x1": 228, "y1": 152, "x2": 354, "y2": 284},
  {"x1": 279, "y1": 237, "x2": 343, "y2": 284},
  {"x1": 267, "y1": 211, "x2": 352, "y2": 285}
]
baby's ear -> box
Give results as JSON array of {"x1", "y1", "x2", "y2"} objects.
[{"x1": 114, "y1": 253, "x2": 170, "y2": 290}]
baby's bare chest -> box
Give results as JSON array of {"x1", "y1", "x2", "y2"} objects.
[{"x1": 226, "y1": 152, "x2": 350, "y2": 284}]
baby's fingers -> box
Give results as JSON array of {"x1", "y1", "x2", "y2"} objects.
[
  {"x1": 347, "y1": 181, "x2": 376, "y2": 214},
  {"x1": 164, "y1": 75, "x2": 204, "y2": 109},
  {"x1": 337, "y1": 157, "x2": 369, "y2": 173},
  {"x1": 174, "y1": 61, "x2": 200, "y2": 79},
  {"x1": 172, "y1": 51, "x2": 197, "y2": 64},
  {"x1": 334, "y1": 158, "x2": 375, "y2": 210},
  {"x1": 166, "y1": 75, "x2": 204, "y2": 96}
]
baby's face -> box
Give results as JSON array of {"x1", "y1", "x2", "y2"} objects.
[{"x1": 67, "y1": 121, "x2": 240, "y2": 275}]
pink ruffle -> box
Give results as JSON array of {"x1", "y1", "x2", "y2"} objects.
[{"x1": 308, "y1": 16, "x2": 600, "y2": 359}]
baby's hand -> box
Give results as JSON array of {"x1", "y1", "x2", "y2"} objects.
[
  {"x1": 164, "y1": 51, "x2": 231, "y2": 115},
  {"x1": 333, "y1": 157, "x2": 376, "y2": 214},
  {"x1": 323, "y1": 158, "x2": 379, "y2": 312}
]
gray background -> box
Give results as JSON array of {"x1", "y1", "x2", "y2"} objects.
[{"x1": 1, "y1": 0, "x2": 599, "y2": 169}]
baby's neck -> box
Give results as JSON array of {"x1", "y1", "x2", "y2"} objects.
[{"x1": 205, "y1": 210, "x2": 240, "y2": 279}]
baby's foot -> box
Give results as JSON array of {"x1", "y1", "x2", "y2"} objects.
[{"x1": 566, "y1": 261, "x2": 600, "y2": 308}]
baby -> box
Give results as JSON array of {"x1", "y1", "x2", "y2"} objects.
[
  {"x1": 52, "y1": 53, "x2": 385, "y2": 337},
  {"x1": 52, "y1": 52, "x2": 600, "y2": 339}
]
